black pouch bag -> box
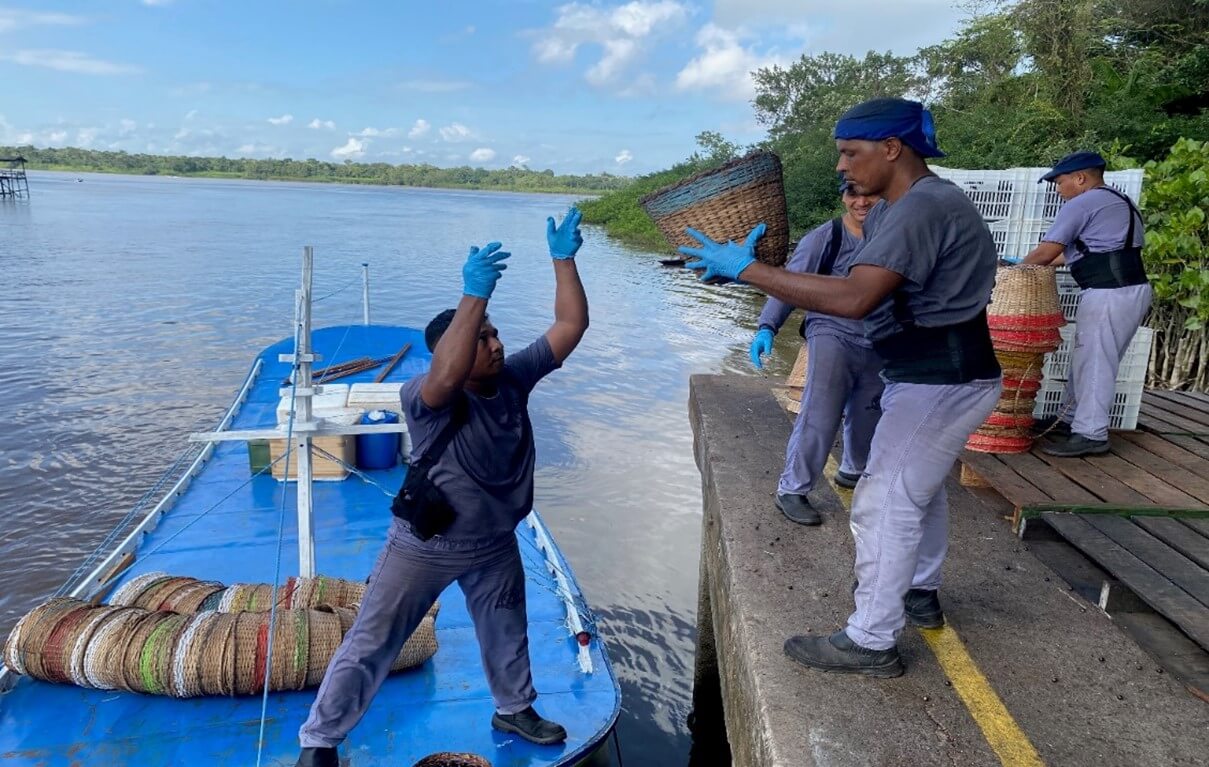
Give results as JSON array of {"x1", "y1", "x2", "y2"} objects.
[{"x1": 391, "y1": 398, "x2": 466, "y2": 540}]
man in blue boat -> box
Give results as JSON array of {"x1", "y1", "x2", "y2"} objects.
[
  {"x1": 750, "y1": 180, "x2": 883, "y2": 525},
  {"x1": 679, "y1": 98, "x2": 1001, "y2": 676},
  {"x1": 297, "y1": 208, "x2": 588, "y2": 765},
  {"x1": 1022, "y1": 151, "x2": 1152, "y2": 457}
]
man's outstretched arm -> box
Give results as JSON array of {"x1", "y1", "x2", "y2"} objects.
[
  {"x1": 677, "y1": 223, "x2": 902, "y2": 319},
  {"x1": 421, "y1": 242, "x2": 509, "y2": 409},
  {"x1": 544, "y1": 208, "x2": 589, "y2": 363}
]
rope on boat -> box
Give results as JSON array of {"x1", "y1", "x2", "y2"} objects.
[
  {"x1": 2, "y1": 595, "x2": 438, "y2": 697},
  {"x1": 525, "y1": 515, "x2": 594, "y2": 675},
  {"x1": 258, "y1": 288, "x2": 306, "y2": 767}
]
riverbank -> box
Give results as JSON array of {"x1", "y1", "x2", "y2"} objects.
[{"x1": 2, "y1": 145, "x2": 631, "y2": 196}]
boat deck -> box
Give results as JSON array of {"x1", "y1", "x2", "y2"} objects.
[{"x1": 0, "y1": 325, "x2": 619, "y2": 766}]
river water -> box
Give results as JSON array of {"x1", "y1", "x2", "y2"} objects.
[{"x1": 0, "y1": 171, "x2": 799, "y2": 764}]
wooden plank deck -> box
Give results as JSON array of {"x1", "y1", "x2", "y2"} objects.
[
  {"x1": 960, "y1": 390, "x2": 1209, "y2": 531},
  {"x1": 1040, "y1": 511, "x2": 1209, "y2": 656}
]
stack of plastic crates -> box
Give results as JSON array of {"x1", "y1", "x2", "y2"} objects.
[
  {"x1": 932, "y1": 166, "x2": 1150, "y2": 430},
  {"x1": 932, "y1": 167, "x2": 1143, "y2": 262}
]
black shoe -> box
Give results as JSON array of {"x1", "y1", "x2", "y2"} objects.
[
  {"x1": 492, "y1": 706, "x2": 567, "y2": 745},
  {"x1": 783, "y1": 630, "x2": 904, "y2": 677},
  {"x1": 1041, "y1": 433, "x2": 1109, "y2": 457},
  {"x1": 834, "y1": 470, "x2": 861, "y2": 489},
  {"x1": 296, "y1": 747, "x2": 339, "y2": 767},
  {"x1": 904, "y1": 588, "x2": 945, "y2": 628},
  {"x1": 775, "y1": 493, "x2": 821, "y2": 526},
  {"x1": 1031, "y1": 417, "x2": 1071, "y2": 438}
]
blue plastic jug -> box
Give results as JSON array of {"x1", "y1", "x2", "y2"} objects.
[{"x1": 355, "y1": 410, "x2": 400, "y2": 470}]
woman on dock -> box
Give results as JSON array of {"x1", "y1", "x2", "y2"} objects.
[{"x1": 749, "y1": 181, "x2": 883, "y2": 526}]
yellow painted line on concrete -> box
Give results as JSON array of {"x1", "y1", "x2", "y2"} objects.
[{"x1": 824, "y1": 454, "x2": 1045, "y2": 767}]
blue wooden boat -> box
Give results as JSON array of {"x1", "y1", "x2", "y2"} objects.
[{"x1": 0, "y1": 259, "x2": 620, "y2": 766}]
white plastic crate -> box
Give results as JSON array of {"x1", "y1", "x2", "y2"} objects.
[
  {"x1": 934, "y1": 167, "x2": 1143, "y2": 224},
  {"x1": 1055, "y1": 268, "x2": 1080, "y2": 320},
  {"x1": 1041, "y1": 325, "x2": 1152, "y2": 384},
  {"x1": 989, "y1": 219, "x2": 1051, "y2": 262},
  {"x1": 1032, "y1": 379, "x2": 1144, "y2": 431}
]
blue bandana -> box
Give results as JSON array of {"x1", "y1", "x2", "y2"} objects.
[{"x1": 834, "y1": 98, "x2": 945, "y2": 158}]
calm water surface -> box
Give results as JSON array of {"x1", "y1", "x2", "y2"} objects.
[{"x1": 0, "y1": 171, "x2": 799, "y2": 764}]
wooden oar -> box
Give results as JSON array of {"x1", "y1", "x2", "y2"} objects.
[{"x1": 374, "y1": 343, "x2": 412, "y2": 383}]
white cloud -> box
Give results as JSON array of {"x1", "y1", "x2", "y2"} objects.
[
  {"x1": 675, "y1": 24, "x2": 784, "y2": 100},
  {"x1": 308, "y1": 118, "x2": 335, "y2": 130},
  {"x1": 184, "y1": 109, "x2": 198, "y2": 121},
  {"x1": 408, "y1": 119, "x2": 431, "y2": 139},
  {"x1": 0, "y1": 49, "x2": 139, "y2": 75},
  {"x1": 143, "y1": 0, "x2": 175, "y2": 6},
  {"x1": 76, "y1": 127, "x2": 98, "y2": 146},
  {"x1": 174, "y1": 127, "x2": 190, "y2": 140},
  {"x1": 513, "y1": 154, "x2": 531, "y2": 166},
  {"x1": 355, "y1": 126, "x2": 399, "y2": 137},
  {"x1": 267, "y1": 114, "x2": 294, "y2": 125},
  {"x1": 118, "y1": 119, "x2": 137, "y2": 136},
  {"x1": 615, "y1": 149, "x2": 633, "y2": 165},
  {"x1": 469, "y1": 147, "x2": 496, "y2": 162},
  {"x1": 532, "y1": 1, "x2": 690, "y2": 88},
  {"x1": 331, "y1": 137, "x2": 366, "y2": 160},
  {"x1": 439, "y1": 122, "x2": 473, "y2": 142},
  {"x1": 46, "y1": 130, "x2": 68, "y2": 144},
  {"x1": 0, "y1": 10, "x2": 84, "y2": 33},
  {"x1": 237, "y1": 142, "x2": 280, "y2": 156},
  {"x1": 712, "y1": 0, "x2": 963, "y2": 57}
]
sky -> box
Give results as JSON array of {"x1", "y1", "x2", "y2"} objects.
[{"x1": 0, "y1": 1, "x2": 972, "y2": 175}]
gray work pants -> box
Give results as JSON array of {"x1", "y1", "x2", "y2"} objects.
[
  {"x1": 846, "y1": 377, "x2": 1001, "y2": 651},
  {"x1": 778, "y1": 333, "x2": 884, "y2": 495},
  {"x1": 299, "y1": 518, "x2": 536, "y2": 749},
  {"x1": 1063, "y1": 285, "x2": 1152, "y2": 440}
]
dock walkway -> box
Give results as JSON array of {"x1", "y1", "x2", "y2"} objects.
[{"x1": 689, "y1": 375, "x2": 1209, "y2": 767}]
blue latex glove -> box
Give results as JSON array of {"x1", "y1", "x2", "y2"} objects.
[
  {"x1": 547, "y1": 206, "x2": 583, "y2": 260},
  {"x1": 750, "y1": 327, "x2": 775, "y2": 369},
  {"x1": 462, "y1": 241, "x2": 511, "y2": 299},
  {"x1": 679, "y1": 223, "x2": 766, "y2": 283}
]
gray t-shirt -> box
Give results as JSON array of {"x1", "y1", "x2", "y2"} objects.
[
  {"x1": 853, "y1": 175, "x2": 998, "y2": 342},
  {"x1": 401, "y1": 336, "x2": 560, "y2": 543},
  {"x1": 757, "y1": 219, "x2": 870, "y2": 344},
  {"x1": 1042, "y1": 186, "x2": 1144, "y2": 264}
]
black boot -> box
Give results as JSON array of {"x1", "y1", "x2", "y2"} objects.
[
  {"x1": 904, "y1": 588, "x2": 945, "y2": 628},
  {"x1": 1041, "y1": 433, "x2": 1109, "y2": 457},
  {"x1": 784, "y1": 630, "x2": 904, "y2": 677},
  {"x1": 296, "y1": 746, "x2": 339, "y2": 767},
  {"x1": 492, "y1": 706, "x2": 567, "y2": 745},
  {"x1": 775, "y1": 493, "x2": 821, "y2": 526},
  {"x1": 1031, "y1": 417, "x2": 1071, "y2": 438},
  {"x1": 834, "y1": 470, "x2": 861, "y2": 489}
]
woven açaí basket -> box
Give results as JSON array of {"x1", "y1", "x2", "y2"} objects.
[{"x1": 640, "y1": 151, "x2": 790, "y2": 267}]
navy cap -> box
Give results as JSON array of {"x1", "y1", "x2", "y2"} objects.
[{"x1": 1039, "y1": 151, "x2": 1106, "y2": 183}]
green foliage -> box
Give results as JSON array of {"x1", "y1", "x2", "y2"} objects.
[
  {"x1": 0, "y1": 145, "x2": 631, "y2": 195},
  {"x1": 753, "y1": 51, "x2": 920, "y2": 234},
  {"x1": 1141, "y1": 139, "x2": 1209, "y2": 330},
  {"x1": 577, "y1": 131, "x2": 745, "y2": 251},
  {"x1": 577, "y1": 158, "x2": 717, "y2": 252}
]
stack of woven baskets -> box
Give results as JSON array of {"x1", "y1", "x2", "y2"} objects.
[
  {"x1": 966, "y1": 265, "x2": 1065, "y2": 454},
  {"x1": 640, "y1": 151, "x2": 790, "y2": 267},
  {"x1": 2, "y1": 576, "x2": 439, "y2": 697},
  {"x1": 107, "y1": 572, "x2": 368, "y2": 614}
]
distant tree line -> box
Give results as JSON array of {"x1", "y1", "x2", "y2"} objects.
[{"x1": 0, "y1": 145, "x2": 631, "y2": 194}]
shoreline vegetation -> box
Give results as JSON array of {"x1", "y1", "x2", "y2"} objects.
[{"x1": 1, "y1": 145, "x2": 632, "y2": 196}]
